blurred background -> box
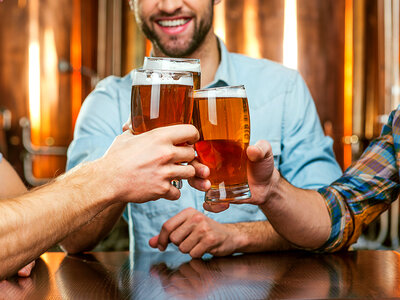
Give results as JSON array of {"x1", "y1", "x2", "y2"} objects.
[{"x1": 0, "y1": 0, "x2": 398, "y2": 251}]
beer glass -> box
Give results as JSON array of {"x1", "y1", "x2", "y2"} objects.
[
  {"x1": 131, "y1": 69, "x2": 194, "y2": 188},
  {"x1": 143, "y1": 57, "x2": 201, "y2": 90},
  {"x1": 192, "y1": 85, "x2": 251, "y2": 203}
]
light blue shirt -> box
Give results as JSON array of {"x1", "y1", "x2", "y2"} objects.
[{"x1": 67, "y1": 40, "x2": 342, "y2": 254}]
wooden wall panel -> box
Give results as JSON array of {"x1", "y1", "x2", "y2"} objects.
[
  {"x1": 297, "y1": 0, "x2": 346, "y2": 167},
  {"x1": 257, "y1": 0, "x2": 285, "y2": 62},
  {"x1": 81, "y1": 1, "x2": 99, "y2": 101},
  {"x1": 122, "y1": 0, "x2": 146, "y2": 75},
  {"x1": 224, "y1": 0, "x2": 245, "y2": 54},
  {"x1": 222, "y1": 0, "x2": 284, "y2": 62}
]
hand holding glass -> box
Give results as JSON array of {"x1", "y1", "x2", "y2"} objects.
[
  {"x1": 192, "y1": 85, "x2": 251, "y2": 203},
  {"x1": 131, "y1": 69, "x2": 194, "y2": 189}
]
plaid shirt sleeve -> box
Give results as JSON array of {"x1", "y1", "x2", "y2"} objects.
[{"x1": 317, "y1": 109, "x2": 400, "y2": 252}]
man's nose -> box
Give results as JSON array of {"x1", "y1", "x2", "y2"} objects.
[{"x1": 158, "y1": 0, "x2": 184, "y2": 15}]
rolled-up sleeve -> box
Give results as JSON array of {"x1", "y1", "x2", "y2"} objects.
[{"x1": 317, "y1": 110, "x2": 400, "y2": 252}]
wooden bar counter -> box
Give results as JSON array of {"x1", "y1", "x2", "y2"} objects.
[{"x1": 1, "y1": 250, "x2": 400, "y2": 299}]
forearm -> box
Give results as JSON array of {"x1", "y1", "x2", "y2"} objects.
[
  {"x1": 0, "y1": 162, "x2": 115, "y2": 279},
  {"x1": 258, "y1": 169, "x2": 332, "y2": 250},
  {"x1": 59, "y1": 202, "x2": 126, "y2": 254},
  {"x1": 226, "y1": 221, "x2": 294, "y2": 253}
]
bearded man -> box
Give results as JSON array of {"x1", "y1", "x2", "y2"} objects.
[{"x1": 65, "y1": 0, "x2": 342, "y2": 257}]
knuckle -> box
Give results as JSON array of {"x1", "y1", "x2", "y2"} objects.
[
  {"x1": 179, "y1": 244, "x2": 189, "y2": 254},
  {"x1": 169, "y1": 233, "x2": 180, "y2": 245},
  {"x1": 183, "y1": 207, "x2": 196, "y2": 214},
  {"x1": 187, "y1": 165, "x2": 196, "y2": 177},
  {"x1": 192, "y1": 213, "x2": 205, "y2": 223},
  {"x1": 160, "y1": 148, "x2": 174, "y2": 162},
  {"x1": 162, "y1": 166, "x2": 174, "y2": 179},
  {"x1": 158, "y1": 181, "x2": 171, "y2": 195},
  {"x1": 161, "y1": 222, "x2": 173, "y2": 233},
  {"x1": 198, "y1": 223, "x2": 210, "y2": 234},
  {"x1": 205, "y1": 234, "x2": 217, "y2": 245}
]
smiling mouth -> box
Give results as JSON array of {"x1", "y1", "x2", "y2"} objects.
[{"x1": 156, "y1": 18, "x2": 191, "y2": 28}]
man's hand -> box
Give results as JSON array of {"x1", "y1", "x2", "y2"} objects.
[
  {"x1": 198, "y1": 140, "x2": 280, "y2": 213},
  {"x1": 96, "y1": 124, "x2": 200, "y2": 204},
  {"x1": 242, "y1": 140, "x2": 280, "y2": 205},
  {"x1": 149, "y1": 208, "x2": 244, "y2": 258}
]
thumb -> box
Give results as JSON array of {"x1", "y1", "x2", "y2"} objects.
[
  {"x1": 247, "y1": 140, "x2": 275, "y2": 185},
  {"x1": 149, "y1": 235, "x2": 159, "y2": 248}
]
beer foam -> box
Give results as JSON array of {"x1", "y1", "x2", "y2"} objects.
[
  {"x1": 132, "y1": 70, "x2": 193, "y2": 86},
  {"x1": 194, "y1": 86, "x2": 247, "y2": 98},
  {"x1": 143, "y1": 57, "x2": 201, "y2": 73}
]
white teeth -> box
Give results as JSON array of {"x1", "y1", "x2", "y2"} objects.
[{"x1": 158, "y1": 18, "x2": 189, "y2": 27}]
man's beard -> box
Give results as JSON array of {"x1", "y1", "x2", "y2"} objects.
[{"x1": 140, "y1": 4, "x2": 213, "y2": 57}]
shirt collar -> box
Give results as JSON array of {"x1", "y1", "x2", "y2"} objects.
[{"x1": 207, "y1": 38, "x2": 239, "y2": 88}]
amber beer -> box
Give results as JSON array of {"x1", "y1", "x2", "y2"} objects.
[
  {"x1": 192, "y1": 85, "x2": 251, "y2": 202},
  {"x1": 131, "y1": 69, "x2": 194, "y2": 134},
  {"x1": 143, "y1": 57, "x2": 201, "y2": 90}
]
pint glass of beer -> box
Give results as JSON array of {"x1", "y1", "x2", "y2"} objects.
[
  {"x1": 131, "y1": 69, "x2": 194, "y2": 133},
  {"x1": 143, "y1": 57, "x2": 201, "y2": 90},
  {"x1": 192, "y1": 85, "x2": 251, "y2": 203},
  {"x1": 131, "y1": 69, "x2": 194, "y2": 189}
]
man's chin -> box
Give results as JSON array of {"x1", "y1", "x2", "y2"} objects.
[{"x1": 156, "y1": 42, "x2": 195, "y2": 58}]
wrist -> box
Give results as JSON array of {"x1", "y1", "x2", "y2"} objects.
[
  {"x1": 256, "y1": 168, "x2": 281, "y2": 206},
  {"x1": 58, "y1": 160, "x2": 116, "y2": 208},
  {"x1": 87, "y1": 159, "x2": 121, "y2": 205},
  {"x1": 226, "y1": 223, "x2": 250, "y2": 253}
]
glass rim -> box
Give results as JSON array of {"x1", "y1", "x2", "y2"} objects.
[
  {"x1": 143, "y1": 57, "x2": 201, "y2": 72},
  {"x1": 134, "y1": 68, "x2": 194, "y2": 77},
  {"x1": 132, "y1": 68, "x2": 194, "y2": 86},
  {"x1": 195, "y1": 85, "x2": 245, "y2": 92},
  {"x1": 194, "y1": 85, "x2": 246, "y2": 98},
  {"x1": 144, "y1": 56, "x2": 200, "y2": 64}
]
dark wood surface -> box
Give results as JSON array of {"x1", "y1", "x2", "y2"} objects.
[{"x1": 2, "y1": 250, "x2": 400, "y2": 299}]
